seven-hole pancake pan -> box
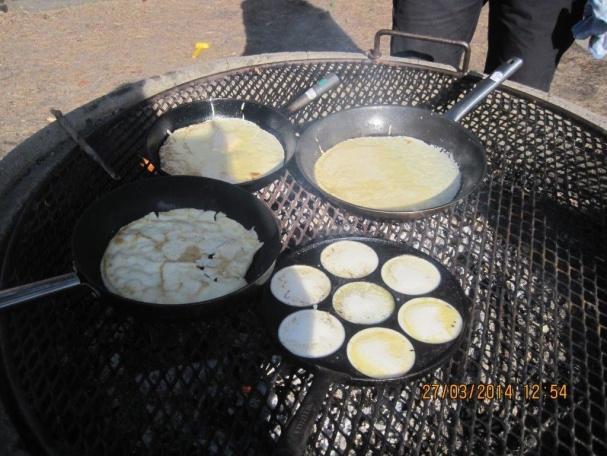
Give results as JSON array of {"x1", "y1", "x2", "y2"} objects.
[{"x1": 260, "y1": 236, "x2": 470, "y2": 384}]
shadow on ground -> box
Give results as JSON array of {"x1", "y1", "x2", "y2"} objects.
[{"x1": 241, "y1": 0, "x2": 360, "y2": 55}]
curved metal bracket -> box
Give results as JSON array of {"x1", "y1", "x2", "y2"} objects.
[{"x1": 368, "y1": 29, "x2": 471, "y2": 75}]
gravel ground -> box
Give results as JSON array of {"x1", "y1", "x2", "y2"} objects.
[{"x1": 0, "y1": 0, "x2": 605, "y2": 158}]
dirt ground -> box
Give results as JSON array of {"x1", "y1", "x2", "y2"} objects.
[{"x1": 1, "y1": 0, "x2": 605, "y2": 158}]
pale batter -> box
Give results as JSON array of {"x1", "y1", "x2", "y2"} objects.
[
  {"x1": 314, "y1": 136, "x2": 461, "y2": 211},
  {"x1": 159, "y1": 118, "x2": 284, "y2": 183}
]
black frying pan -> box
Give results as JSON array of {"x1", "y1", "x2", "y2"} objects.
[
  {"x1": 296, "y1": 58, "x2": 523, "y2": 219},
  {"x1": 145, "y1": 74, "x2": 340, "y2": 190},
  {"x1": 0, "y1": 176, "x2": 282, "y2": 319},
  {"x1": 261, "y1": 237, "x2": 470, "y2": 455}
]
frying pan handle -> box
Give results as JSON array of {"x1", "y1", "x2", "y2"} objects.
[
  {"x1": 283, "y1": 74, "x2": 340, "y2": 114},
  {"x1": 369, "y1": 29, "x2": 471, "y2": 75},
  {"x1": 0, "y1": 273, "x2": 82, "y2": 311},
  {"x1": 273, "y1": 373, "x2": 332, "y2": 456},
  {"x1": 443, "y1": 57, "x2": 523, "y2": 123}
]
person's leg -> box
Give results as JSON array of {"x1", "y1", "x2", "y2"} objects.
[
  {"x1": 485, "y1": 0, "x2": 585, "y2": 91},
  {"x1": 391, "y1": 0, "x2": 484, "y2": 68}
]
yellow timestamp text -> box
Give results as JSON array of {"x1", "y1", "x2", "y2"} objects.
[{"x1": 420, "y1": 383, "x2": 568, "y2": 401}]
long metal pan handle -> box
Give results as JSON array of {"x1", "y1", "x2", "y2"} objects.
[
  {"x1": 369, "y1": 29, "x2": 471, "y2": 75},
  {"x1": 284, "y1": 73, "x2": 340, "y2": 114},
  {"x1": 273, "y1": 373, "x2": 332, "y2": 456},
  {"x1": 0, "y1": 272, "x2": 82, "y2": 311},
  {"x1": 443, "y1": 57, "x2": 523, "y2": 123}
]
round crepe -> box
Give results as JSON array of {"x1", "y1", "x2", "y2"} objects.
[
  {"x1": 398, "y1": 297, "x2": 463, "y2": 344},
  {"x1": 278, "y1": 309, "x2": 345, "y2": 358},
  {"x1": 101, "y1": 208, "x2": 262, "y2": 304},
  {"x1": 314, "y1": 136, "x2": 461, "y2": 211},
  {"x1": 381, "y1": 255, "x2": 441, "y2": 295},
  {"x1": 320, "y1": 240, "x2": 379, "y2": 279},
  {"x1": 347, "y1": 327, "x2": 415, "y2": 379},
  {"x1": 332, "y1": 282, "x2": 395, "y2": 324},
  {"x1": 270, "y1": 265, "x2": 331, "y2": 307},
  {"x1": 159, "y1": 117, "x2": 284, "y2": 183}
]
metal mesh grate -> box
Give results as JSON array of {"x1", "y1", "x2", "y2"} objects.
[{"x1": 1, "y1": 60, "x2": 606, "y2": 455}]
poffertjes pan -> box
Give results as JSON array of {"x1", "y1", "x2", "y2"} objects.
[
  {"x1": 0, "y1": 176, "x2": 281, "y2": 319},
  {"x1": 296, "y1": 58, "x2": 523, "y2": 219},
  {"x1": 262, "y1": 236, "x2": 470, "y2": 455}
]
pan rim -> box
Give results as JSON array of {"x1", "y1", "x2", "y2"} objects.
[
  {"x1": 144, "y1": 99, "x2": 297, "y2": 189},
  {"x1": 72, "y1": 175, "x2": 282, "y2": 310},
  {"x1": 295, "y1": 104, "x2": 488, "y2": 219}
]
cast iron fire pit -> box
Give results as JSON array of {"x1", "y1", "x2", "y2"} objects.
[{"x1": 0, "y1": 51, "x2": 605, "y2": 456}]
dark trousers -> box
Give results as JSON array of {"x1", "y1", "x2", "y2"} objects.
[{"x1": 391, "y1": 0, "x2": 584, "y2": 91}]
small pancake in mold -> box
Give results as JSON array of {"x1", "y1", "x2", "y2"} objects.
[
  {"x1": 320, "y1": 240, "x2": 379, "y2": 279},
  {"x1": 278, "y1": 309, "x2": 346, "y2": 358},
  {"x1": 347, "y1": 327, "x2": 415, "y2": 379},
  {"x1": 398, "y1": 297, "x2": 463, "y2": 344},
  {"x1": 381, "y1": 255, "x2": 441, "y2": 295},
  {"x1": 332, "y1": 282, "x2": 395, "y2": 324},
  {"x1": 270, "y1": 265, "x2": 331, "y2": 307}
]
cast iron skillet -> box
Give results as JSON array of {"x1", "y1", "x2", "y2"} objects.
[
  {"x1": 145, "y1": 74, "x2": 340, "y2": 190},
  {"x1": 261, "y1": 236, "x2": 470, "y2": 455},
  {"x1": 0, "y1": 176, "x2": 282, "y2": 319},
  {"x1": 296, "y1": 58, "x2": 523, "y2": 220}
]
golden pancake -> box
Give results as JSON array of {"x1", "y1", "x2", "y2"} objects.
[
  {"x1": 159, "y1": 118, "x2": 284, "y2": 183},
  {"x1": 314, "y1": 136, "x2": 460, "y2": 211},
  {"x1": 320, "y1": 240, "x2": 379, "y2": 279},
  {"x1": 347, "y1": 327, "x2": 415, "y2": 379},
  {"x1": 332, "y1": 282, "x2": 395, "y2": 324},
  {"x1": 381, "y1": 255, "x2": 441, "y2": 295},
  {"x1": 398, "y1": 297, "x2": 463, "y2": 344}
]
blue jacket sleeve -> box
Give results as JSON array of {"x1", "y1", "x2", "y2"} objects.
[{"x1": 572, "y1": 0, "x2": 607, "y2": 58}]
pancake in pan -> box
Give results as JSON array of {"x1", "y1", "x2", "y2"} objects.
[
  {"x1": 270, "y1": 265, "x2": 332, "y2": 307},
  {"x1": 159, "y1": 118, "x2": 284, "y2": 183},
  {"x1": 278, "y1": 309, "x2": 346, "y2": 358},
  {"x1": 381, "y1": 254, "x2": 441, "y2": 295},
  {"x1": 347, "y1": 327, "x2": 416, "y2": 379},
  {"x1": 101, "y1": 208, "x2": 262, "y2": 304},
  {"x1": 398, "y1": 297, "x2": 463, "y2": 344},
  {"x1": 314, "y1": 136, "x2": 461, "y2": 211},
  {"x1": 320, "y1": 240, "x2": 379, "y2": 279},
  {"x1": 332, "y1": 282, "x2": 395, "y2": 324}
]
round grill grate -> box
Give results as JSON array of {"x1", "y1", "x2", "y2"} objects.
[{"x1": 0, "y1": 60, "x2": 606, "y2": 455}]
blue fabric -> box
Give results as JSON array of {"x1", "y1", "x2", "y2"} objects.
[{"x1": 572, "y1": 0, "x2": 607, "y2": 59}]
